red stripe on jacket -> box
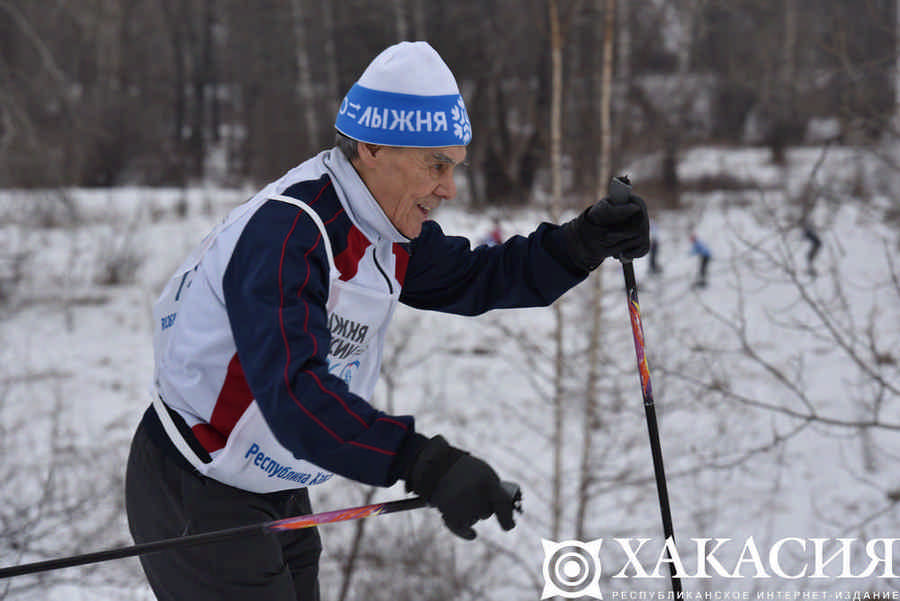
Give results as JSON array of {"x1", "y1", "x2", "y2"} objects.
[
  {"x1": 334, "y1": 226, "x2": 371, "y2": 281},
  {"x1": 276, "y1": 187, "x2": 397, "y2": 456},
  {"x1": 393, "y1": 244, "x2": 409, "y2": 285},
  {"x1": 192, "y1": 353, "x2": 253, "y2": 453}
]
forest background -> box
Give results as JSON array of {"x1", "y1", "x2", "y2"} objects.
[{"x1": 2, "y1": 1, "x2": 900, "y2": 600}]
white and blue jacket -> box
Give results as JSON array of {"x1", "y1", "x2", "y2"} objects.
[{"x1": 150, "y1": 147, "x2": 587, "y2": 493}]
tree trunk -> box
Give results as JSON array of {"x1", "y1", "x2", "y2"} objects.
[
  {"x1": 161, "y1": 0, "x2": 186, "y2": 156},
  {"x1": 392, "y1": 0, "x2": 409, "y2": 41},
  {"x1": 576, "y1": 0, "x2": 615, "y2": 540},
  {"x1": 184, "y1": 0, "x2": 207, "y2": 177},
  {"x1": 615, "y1": 0, "x2": 630, "y2": 162},
  {"x1": 205, "y1": 0, "x2": 220, "y2": 145},
  {"x1": 548, "y1": 0, "x2": 565, "y2": 542},
  {"x1": 770, "y1": 0, "x2": 797, "y2": 165},
  {"x1": 322, "y1": 2, "x2": 340, "y2": 117},
  {"x1": 896, "y1": 0, "x2": 900, "y2": 126},
  {"x1": 290, "y1": 0, "x2": 319, "y2": 151},
  {"x1": 412, "y1": 0, "x2": 427, "y2": 40}
]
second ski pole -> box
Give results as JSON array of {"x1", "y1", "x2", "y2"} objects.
[{"x1": 609, "y1": 175, "x2": 682, "y2": 595}]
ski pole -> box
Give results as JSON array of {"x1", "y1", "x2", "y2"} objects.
[
  {"x1": 0, "y1": 481, "x2": 522, "y2": 579},
  {"x1": 609, "y1": 175, "x2": 682, "y2": 595}
]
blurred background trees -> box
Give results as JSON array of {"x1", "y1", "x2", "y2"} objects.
[
  {"x1": 1, "y1": 3, "x2": 899, "y2": 599},
  {"x1": 0, "y1": 0, "x2": 896, "y2": 203}
]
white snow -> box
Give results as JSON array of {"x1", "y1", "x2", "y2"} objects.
[{"x1": 0, "y1": 144, "x2": 898, "y2": 599}]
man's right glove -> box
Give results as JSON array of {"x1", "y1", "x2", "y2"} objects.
[
  {"x1": 405, "y1": 435, "x2": 517, "y2": 540},
  {"x1": 560, "y1": 194, "x2": 651, "y2": 271}
]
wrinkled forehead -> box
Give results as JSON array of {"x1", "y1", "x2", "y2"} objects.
[{"x1": 422, "y1": 146, "x2": 467, "y2": 165}]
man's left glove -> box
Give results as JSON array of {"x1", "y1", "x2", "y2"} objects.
[
  {"x1": 560, "y1": 194, "x2": 650, "y2": 271},
  {"x1": 405, "y1": 435, "x2": 517, "y2": 540}
]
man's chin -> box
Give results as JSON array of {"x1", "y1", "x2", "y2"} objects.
[
  {"x1": 404, "y1": 225, "x2": 423, "y2": 239},
  {"x1": 398, "y1": 215, "x2": 430, "y2": 239}
]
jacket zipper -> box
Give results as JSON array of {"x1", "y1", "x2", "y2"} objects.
[{"x1": 372, "y1": 248, "x2": 394, "y2": 295}]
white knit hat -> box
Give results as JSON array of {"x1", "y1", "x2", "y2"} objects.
[{"x1": 335, "y1": 41, "x2": 471, "y2": 147}]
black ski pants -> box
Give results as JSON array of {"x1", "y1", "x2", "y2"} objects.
[{"x1": 125, "y1": 407, "x2": 321, "y2": 601}]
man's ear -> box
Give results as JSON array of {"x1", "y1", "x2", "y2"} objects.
[{"x1": 357, "y1": 142, "x2": 382, "y2": 165}]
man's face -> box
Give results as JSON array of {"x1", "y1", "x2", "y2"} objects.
[{"x1": 363, "y1": 145, "x2": 467, "y2": 239}]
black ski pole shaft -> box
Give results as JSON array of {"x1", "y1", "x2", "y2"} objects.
[
  {"x1": 608, "y1": 175, "x2": 682, "y2": 595},
  {"x1": 0, "y1": 496, "x2": 426, "y2": 580},
  {"x1": 0, "y1": 481, "x2": 522, "y2": 580}
]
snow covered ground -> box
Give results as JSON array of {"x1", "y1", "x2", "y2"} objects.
[{"x1": 0, "y1": 145, "x2": 898, "y2": 599}]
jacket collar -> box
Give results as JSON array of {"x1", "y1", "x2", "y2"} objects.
[{"x1": 323, "y1": 148, "x2": 409, "y2": 244}]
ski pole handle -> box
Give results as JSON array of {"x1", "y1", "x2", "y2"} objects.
[
  {"x1": 607, "y1": 175, "x2": 635, "y2": 264},
  {"x1": 608, "y1": 174, "x2": 632, "y2": 205},
  {"x1": 501, "y1": 480, "x2": 524, "y2": 514}
]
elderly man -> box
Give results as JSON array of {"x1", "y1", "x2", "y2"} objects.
[{"x1": 125, "y1": 41, "x2": 649, "y2": 600}]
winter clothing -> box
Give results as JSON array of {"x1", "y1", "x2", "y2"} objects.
[
  {"x1": 127, "y1": 147, "x2": 593, "y2": 598},
  {"x1": 649, "y1": 221, "x2": 662, "y2": 274},
  {"x1": 690, "y1": 235, "x2": 712, "y2": 287},
  {"x1": 127, "y1": 407, "x2": 321, "y2": 601},
  {"x1": 335, "y1": 41, "x2": 471, "y2": 147},
  {"x1": 406, "y1": 435, "x2": 516, "y2": 540},
  {"x1": 481, "y1": 221, "x2": 503, "y2": 246},
  {"x1": 560, "y1": 194, "x2": 650, "y2": 271},
  {"x1": 802, "y1": 222, "x2": 821, "y2": 275},
  {"x1": 142, "y1": 147, "x2": 585, "y2": 495},
  {"x1": 127, "y1": 40, "x2": 650, "y2": 601}
]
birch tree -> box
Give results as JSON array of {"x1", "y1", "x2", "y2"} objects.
[
  {"x1": 576, "y1": 0, "x2": 616, "y2": 540},
  {"x1": 548, "y1": 0, "x2": 566, "y2": 542},
  {"x1": 290, "y1": 0, "x2": 320, "y2": 150}
]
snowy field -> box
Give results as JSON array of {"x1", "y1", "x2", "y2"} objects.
[{"x1": 0, "y1": 145, "x2": 898, "y2": 599}]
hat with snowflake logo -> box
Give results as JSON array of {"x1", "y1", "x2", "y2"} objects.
[{"x1": 334, "y1": 41, "x2": 471, "y2": 148}]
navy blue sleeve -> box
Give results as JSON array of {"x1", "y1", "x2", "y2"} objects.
[
  {"x1": 399, "y1": 220, "x2": 589, "y2": 315},
  {"x1": 223, "y1": 200, "x2": 426, "y2": 487}
]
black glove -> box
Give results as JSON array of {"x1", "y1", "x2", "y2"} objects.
[
  {"x1": 405, "y1": 435, "x2": 517, "y2": 540},
  {"x1": 560, "y1": 194, "x2": 650, "y2": 270}
]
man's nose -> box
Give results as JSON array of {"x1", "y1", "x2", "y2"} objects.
[{"x1": 435, "y1": 172, "x2": 457, "y2": 199}]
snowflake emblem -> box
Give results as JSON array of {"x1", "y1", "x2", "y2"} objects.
[{"x1": 451, "y1": 98, "x2": 472, "y2": 144}]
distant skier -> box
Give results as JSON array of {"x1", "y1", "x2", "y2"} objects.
[
  {"x1": 689, "y1": 233, "x2": 711, "y2": 288},
  {"x1": 648, "y1": 220, "x2": 662, "y2": 275},
  {"x1": 802, "y1": 220, "x2": 821, "y2": 277},
  {"x1": 481, "y1": 217, "x2": 504, "y2": 247}
]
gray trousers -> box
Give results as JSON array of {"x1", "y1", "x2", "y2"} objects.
[{"x1": 125, "y1": 408, "x2": 321, "y2": 601}]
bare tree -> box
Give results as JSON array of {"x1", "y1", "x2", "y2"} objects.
[
  {"x1": 576, "y1": 0, "x2": 616, "y2": 540},
  {"x1": 548, "y1": 0, "x2": 566, "y2": 542},
  {"x1": 0, "y1": 380, "x2": 140, "y2": 600},
  {"x1": 391, "y1": 0, "x2": 409, "y2": 41},
  {"x1": 290, "y1": 0, "x2": 320, "y2": 150}
]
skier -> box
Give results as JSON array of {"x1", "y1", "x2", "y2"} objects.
[
  {"x1": 480, "y1": 217, "x2": 504, "y2": 246},
  {"x1": 648, "y1": 220, "x2": 662, "y2": 275},
  {"x1": 125, "y1": 41, "x2": 651, "y2": 601},
  {"x1": 689, "y1": 233, "x2": 712, "y2": 288},
  {"x1": 802, "y1": 219, "x2": 822, "y2": 276}
]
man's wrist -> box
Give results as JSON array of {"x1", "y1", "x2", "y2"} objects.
[
  {"x1": 545, "y1": 219, "x2": 597, "y2": 274},
  {"x1": 404, "y1": 435, "x2": 466, "y2": 499},
  {"x1": 389, "y1": 431, "x2": 429, "y2": 486}
]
